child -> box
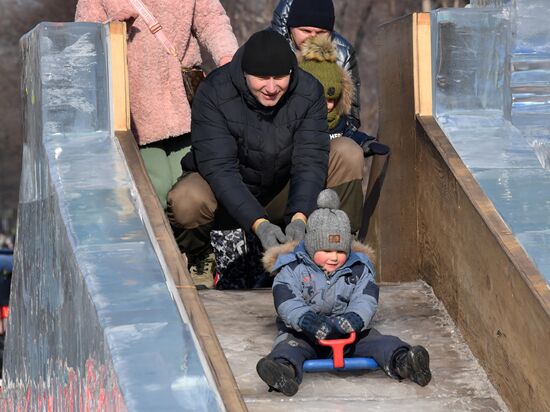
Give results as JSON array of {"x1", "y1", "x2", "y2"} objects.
[
  {"x1": 298, "y1": 35, "x2": 389, "y2": 157},
  {"x1": 257, "y1": 189, "x2": 431, "y2": 396}
]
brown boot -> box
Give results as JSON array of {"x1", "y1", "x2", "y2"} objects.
[{"x1": 188, "y1": 251, "x2": 215, "y2": 290}]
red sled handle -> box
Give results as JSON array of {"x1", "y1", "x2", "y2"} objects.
[{"x1": 317, "y1": 331, "x2": 356, "y2": 368}]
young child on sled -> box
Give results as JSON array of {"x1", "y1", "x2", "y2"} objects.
[{"x1": 257, "y1": 189, "x2": 431, "y2": 396}]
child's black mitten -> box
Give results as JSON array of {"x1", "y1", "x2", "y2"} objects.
[
  {"x1": 298, "y1": 311, "x2": 334, "y2": 341},
  {"x1": 330, "y1": 312, "x2": 364, "y2": 335},
  {"x1": 361, "y1": 139, "x2": 390, "y2": 157}
]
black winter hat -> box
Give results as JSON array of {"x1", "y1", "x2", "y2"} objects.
[
  {"x1": 287, "y1": 0, "x2": 335, "y2": 32},
  {"x1": 242, "y1": 31, "x2": 297, "y2": 77}
]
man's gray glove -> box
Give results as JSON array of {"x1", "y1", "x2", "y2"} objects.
[
  {"x1": 284, "y1": 219, "x2": 306, "y2": 242},
  {"x1": 255, "y1": 220, "x2": 286, "y2": 250}
]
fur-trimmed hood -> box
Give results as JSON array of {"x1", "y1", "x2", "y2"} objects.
[
  {"x1": 297, "y1": 36, "x2": 354, "y2": 118},
  {"x1": 262, "y1": 239, "x2": 376, "y2": 274}
]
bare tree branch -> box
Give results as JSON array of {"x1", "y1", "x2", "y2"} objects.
[{"x1": 353, "y1": 3, "x2": 374, "y2": 54}]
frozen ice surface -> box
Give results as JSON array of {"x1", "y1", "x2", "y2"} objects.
[
  {"x1": 432, "y1": 5, "x2": 550, "y2": 283},
  {"x1": 515, "y1": 230, "x2": 550, "y2": 278},
  {"x1": 514, "y1": 0, "x2": 550, "y2": 55},
  {"x1": 473, "y1": 168, "x2": 550, "y2": 234},
  {"x1": 37, "y1": 24, "x2": 111, "y2": 135},
  {"x1": 432, "y1": 9, "x2": 511, "y2": 117},
  {"x1": 437, "y1": 113, "x2": 541, "y2": 169},
  {"x1": 471, "y1": 0, "x2": 513, "y2": 6},
  {"x1": 7, "y1": 22, "x2": 224, "y2": 411}
]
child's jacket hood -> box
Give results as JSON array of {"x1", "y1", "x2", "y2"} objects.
[{"x1": 263, "y1": 239, "x2": 376, "y2": 274}]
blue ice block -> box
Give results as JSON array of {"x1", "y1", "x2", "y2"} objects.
[
  {"x1": 432, "y1": 3, "x2": 550, "y2": 283},
  {"x1": 8, "y1": 22, "x2": 224, "y2": 411}
]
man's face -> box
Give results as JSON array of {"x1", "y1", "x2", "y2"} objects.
[
  {"x1": 290, "y1": 27, "x2": 331, "y2": 50},
  {"x1": 245, "y1": 74, "x2": 291, "y2": 107}
]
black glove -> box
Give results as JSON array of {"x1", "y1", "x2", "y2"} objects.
[
  {"x1": 284, "y1": 219, "x2": 306, "y2": 242},
  {"x1": 361, "y1": 139, "x2": 390, "y2": 157},
  {"x1": 330, "y1": 312, "x2": 364, "y2": 335},
  {"x1": 298, "y1": 311, "x2": 334, "y2": 341},
  {"x1": 255, "y1": 220, "x2": 286, "y2": 250}
]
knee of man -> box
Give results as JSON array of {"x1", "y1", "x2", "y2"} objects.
[
  {"x1": 330, "y1": 137, "x2": 364, "y2": 171},
  {"x1": 167, "y1": 177, "x2": 213, "y2": 227}
]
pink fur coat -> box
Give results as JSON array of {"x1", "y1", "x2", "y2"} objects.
[{"x1": 75, "y1": 0, "x2": 238, "y2": 145}]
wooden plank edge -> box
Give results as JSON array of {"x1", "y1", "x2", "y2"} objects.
[
  {"x1": 417, "y1": 115, "x2": 550, "y2": 316},
  {"x1": 413, "y1": 12, "x2": 433, "y2": 117},
  {"x1": 109, "y1": 23, "x2": 130, "y2": 132},
  {"x1": 108, "y1": 21, "x2": 246, "y2": 410},
  {"x1": 115, "y1": 130, "x2": 247, "y2": 411}
]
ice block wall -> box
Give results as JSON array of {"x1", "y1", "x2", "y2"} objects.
[
  {"x1": 432, "y1": 2, "x2": 550, "y2": 282},
  {"x1": 508, "y1": 0, "x2": 550, "y2": 169},
  {"x1": 3, "y1": 22, "x2": 224, "y2": 411}
]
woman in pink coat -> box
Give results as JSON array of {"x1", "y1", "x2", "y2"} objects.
[{"x1": 75, "y1": 0, "x2": 238, "y2": 208}]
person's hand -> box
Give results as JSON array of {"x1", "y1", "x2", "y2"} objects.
[
  {"x1": 329, "y1": 312, "x2": 364, "y2": 335},
  {"x1": 284, "y1": 219, "x2": 306, "y2": 242},
  {"x1": 255, "y1": 220, "x2": 286, "y2": 250},
  {"x1": 218, "y1": 55, "x2": 233, "y2": 66},
  {"x1": 361, "y1": 139, "x2": 390, "y2": 157},
  {"x1": 298, "y1": 312, "x2": 334, "y2": 341}
]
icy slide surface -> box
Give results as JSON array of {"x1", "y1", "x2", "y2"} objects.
[{"x1": 4, "y1": 23, "x2": 223, "y2": 411}]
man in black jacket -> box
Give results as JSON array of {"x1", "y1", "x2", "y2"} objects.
[{"x1": 168, "y1": 31, "x2": 363, "y2": 289}]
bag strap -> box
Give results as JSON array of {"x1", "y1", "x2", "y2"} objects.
[{"x1": 127, "y1": 0, "x2": 178, "y2": 58}]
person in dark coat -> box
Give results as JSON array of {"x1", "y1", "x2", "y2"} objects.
[
  {"x1": 257, "y1": 189, "x2": 432, "y2": 396},
  {"x1": 167, "y1": 31, "x2": 365, "y2": 289},
  {"x1": 271, "y1": 0, "x2": 362, "y2": 130}
]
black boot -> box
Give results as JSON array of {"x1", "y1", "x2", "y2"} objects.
[
  {"x1": 394, "y1": 346, "x2": 432, "y2": 387},
  {"x1": 256, "y1": 357, "x2": 299, "y2": 396}
]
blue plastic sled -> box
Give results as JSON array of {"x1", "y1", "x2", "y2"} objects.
[{"x1": 303, "y1": 331, "x2": 379, "y2": 373}]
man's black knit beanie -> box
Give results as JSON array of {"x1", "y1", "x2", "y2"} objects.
[
  {"x1": 287, "y1": 0, "x2": 335, "y2": 32},
  {"x1": 242, "y1": 31, "x2": 296, "y2": 77}
]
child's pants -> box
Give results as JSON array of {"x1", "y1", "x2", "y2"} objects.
[{"x1": 268, "y1": 327, "x2": 410, "y2": 382}]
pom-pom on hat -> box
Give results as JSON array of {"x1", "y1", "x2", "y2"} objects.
[
  {"x1": 305, "y1": 189, "x2": 352, "y2": 258},
  {"x1": 287, "y1": 0, "x2": 335, "y2": 32},
  {"x1": 242, "y1": 30, "x2": 297, "y2": 77}
]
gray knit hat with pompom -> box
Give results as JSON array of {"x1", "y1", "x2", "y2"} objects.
[{"x1": 304, "y1": 189, "x2": 352, "y2": 258}]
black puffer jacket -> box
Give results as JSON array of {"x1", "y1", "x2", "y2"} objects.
[
  {"x1": 271, "y1": 0, "x2": 361, "y2": 129},
  {"x1": 181, "y1": 45, "x2": 330, "y2": 231}
]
